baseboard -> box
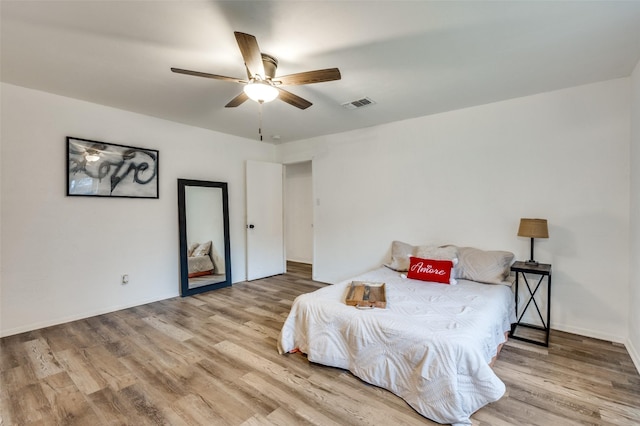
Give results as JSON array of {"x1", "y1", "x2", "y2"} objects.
[
  {"x1": 626, "y1": 338, "x2": 640, "y2": 374},
  {"x1": 551, "y1": 323, "x2": 626, "y2": 344},
  {"x1": 0, "y1": 292, "x2": 178, "y2": 338}
]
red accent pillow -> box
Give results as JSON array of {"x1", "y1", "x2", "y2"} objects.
[{"x1": 407, "y1": 257, "x2": 454, "y2": 284}]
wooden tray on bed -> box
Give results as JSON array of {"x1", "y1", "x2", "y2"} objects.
[{"x1": 345, "y1": 281, "x2": 386, "y2": 308}]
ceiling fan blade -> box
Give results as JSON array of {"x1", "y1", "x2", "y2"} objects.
[
  {"x1": 234, "y1": 32, "x2": 265, "y2": 79},
  {"x1": 171, "y1": 68, "x2": 246, "y2": 83},
  {"x1": 277, "y1": 88, "x2": 312, "y2": 110},
  {"x1": 225, "y1": 92, "x2": 249, "y2": 108},
  {"x1": 275, "y1": 68, "x2": 341, "y2": 86}
]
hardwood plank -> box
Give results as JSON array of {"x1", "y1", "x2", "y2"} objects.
[
  {"x1": 0, "y1": 332, "x2": 38, "y2": 372},
  {"x1": 116, "y1": 384, "x2": 175, "y2": 425},
  {"x1": 262, "y1": 406, "x2": 316, "y2": 426},
  {"x1": 185, "y1": 362, "x2": 278, "y2": 417},
  {"x1": 88, "y1": 386, "x2": 149, "y2": 426},
  {"x1": 306, "y1": 371, "x2": 431, "y2": 424},
  {"x1": 171, "y1": 393, "x2": 229, "y2": 425},
  {"x1": 240, "y1": 413, "x2": 279, "y2": 426},
  {"x1": 141, "y1": 316, "x2": 194, "y2": 342},
  {"x1": 117, "y1": 347, "x2": 188, "y2": 400},
  {"x1": 0, "y1": 381, "x2": 50, "y2": 425},
  {"x1": 82, "y1": 345, "x2": 137, "y2": 392},
  {"x1": 54, "y1": 349, "x2": 107, "y2": 395},
  {"x1": 24, "y1": 338, "x2": 64, "y2": 379},
  {"x1": 240, "y1": 372, "x2": 344, "y2": 426},
  {"x1": 39, "y1": 371, "x2": 102, "y2": 425}
]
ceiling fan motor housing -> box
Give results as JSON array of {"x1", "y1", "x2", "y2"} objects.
[{"x1": 261, "y1": 54, "x2": 278, "y2": 80}]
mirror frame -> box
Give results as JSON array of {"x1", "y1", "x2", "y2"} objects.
[{"x1": 178, "y1": 179, "x2": 232, "y2": 296}]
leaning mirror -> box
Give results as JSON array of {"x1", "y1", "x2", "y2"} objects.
[{"x1": 178, "y1": 179, "x2": 231, "y2": 296}]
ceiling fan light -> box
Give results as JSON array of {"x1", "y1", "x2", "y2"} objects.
[{"x1": 244, "y1": 82, "x2": 279, "y2": 103}]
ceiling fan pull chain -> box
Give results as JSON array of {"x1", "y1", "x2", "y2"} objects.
[{"x1": 258, "y1": 100, "x2": 264, "y2": 141}]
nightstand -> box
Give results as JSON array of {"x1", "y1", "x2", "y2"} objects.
[{"x1": 509, "y1": 261, "x2": 552, "y2": 347}]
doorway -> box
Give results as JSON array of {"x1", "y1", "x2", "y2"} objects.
[{"x1": 284, "y1": 161, "x2": 313, "y2": 270}]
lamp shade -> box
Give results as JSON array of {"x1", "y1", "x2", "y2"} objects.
[
  {"x1": 243, "y1": 82, "x2": 279, "y2": 103},
  {"x1": 517, "y1": 218, "x2": 549, "y2": 238}
]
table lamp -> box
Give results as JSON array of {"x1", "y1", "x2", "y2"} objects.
[{"x1": 517, "y1": 218, "x2": 548, "y2": 265}]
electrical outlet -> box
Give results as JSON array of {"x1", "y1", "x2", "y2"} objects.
[{"x1": 121, "y1": 274, "x2": 129, "y2": 285}]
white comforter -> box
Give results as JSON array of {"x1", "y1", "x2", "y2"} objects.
[{"x1": 278, "y1": 267, "x2": 515, "y2": 426}]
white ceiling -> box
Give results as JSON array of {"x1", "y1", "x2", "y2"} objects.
[{"x1": 2, "y1": 1, "x2": 640, "y2": 144}]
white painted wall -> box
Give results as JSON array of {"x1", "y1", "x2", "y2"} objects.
[
  {"x1": 284, "y1": 162, "x2": 313, "y2": 264},
  {"x1": 629, "y1": 60, "x2": 640, "y2": 371},
  {"x1": 0, "y1": 83, "x2": 276, "y2": 337},
  {"x1": 278, "y1": 78, "x2": 631, "y2": 343}
]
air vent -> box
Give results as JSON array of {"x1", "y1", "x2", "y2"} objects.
[{"x1": 341, "y1": 97, "x2": 376, "y2": 110}]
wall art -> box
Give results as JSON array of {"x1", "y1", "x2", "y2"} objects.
[{"x1": 67, "y1": 137, "x2": 159, "y2": 198}]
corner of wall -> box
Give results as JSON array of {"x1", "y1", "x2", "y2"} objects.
[
  {"x1": 629, "y1": 57, "x2": 640, "y2": 373},
  {"x1": 627, "y1": 338, "x2": 640, "y2": 374}
]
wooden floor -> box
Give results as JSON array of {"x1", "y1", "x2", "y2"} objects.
[{"x1": 1, "y1": 262, "x2": 639, "y2": 425}]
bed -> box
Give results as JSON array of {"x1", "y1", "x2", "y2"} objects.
[
  {"x1": 278, "y1": 243, "x2": 516, "y2": 426},
  {"x1": 187, "y1": 240, "x2": 224, "y2": 278}
]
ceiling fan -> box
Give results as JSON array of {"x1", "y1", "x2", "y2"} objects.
[{"x1": 171, "y1": 32, "x2": 341, "y2": 110}]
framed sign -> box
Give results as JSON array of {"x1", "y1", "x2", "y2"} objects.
[{"x1": 67, "y1": 137, "x2": 159, "y2": 198}]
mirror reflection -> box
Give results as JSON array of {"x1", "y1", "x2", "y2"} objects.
[{"x1": 178, "y1": 179, "x2": 231, "y2": 296}]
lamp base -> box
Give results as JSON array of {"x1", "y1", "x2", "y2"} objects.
[{"x1": 526, "y1": 238, "x2": 538, "y2": 266}]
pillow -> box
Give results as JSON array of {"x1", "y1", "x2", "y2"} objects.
[
  {"x1": 192, "y1": 241, "x2": 212, "y2": 257},
  {"x1": 384, "y1": 240, "x2": 415, "y2": 272},
  {"x1": 187, "y1": 242, "x2": 199, "y2": 257},
  {"x1": 455, "y1": 246, "x2": 515, "y2": 284},
  {"x1": 407, "y1": 257, "x2": 455, "y2": 285},
  {"x1": 415, "y1": 245, "x2": 458, "y2": 262}
]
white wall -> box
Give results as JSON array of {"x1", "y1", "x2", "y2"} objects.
[
  {"x1": 0, "y1": 83, "x2": 276, "y2": 337},
  {"x1": 279, "y1": 78, "x2": 631, "y2": 343},
  {"x1": 284, "y1": 162, "x2": 313, "y2": 264},
  {"x1": 629, "y1": 60, "x2": 640, "y2": 371}
]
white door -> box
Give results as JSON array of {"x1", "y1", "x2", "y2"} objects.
[{"x1": 246, "y1": 160, "x2": 284, "y2": 281}]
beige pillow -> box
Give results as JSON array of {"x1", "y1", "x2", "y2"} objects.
[
  {"x1": 187, "y1": 242, "x2": 199, "y2": 257},
  {"x1": 415, "y1": 245, "x2": 459, "y2": 261},
  {"x1": 455, "y1": 246, "x2": 515, "y2": 284},
  {"x1": 384, "y1": 240, "x2": 415, "y2": 272},
  {"x1": 192, "y1": 241, "x2": 212, "y2": 257}
]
